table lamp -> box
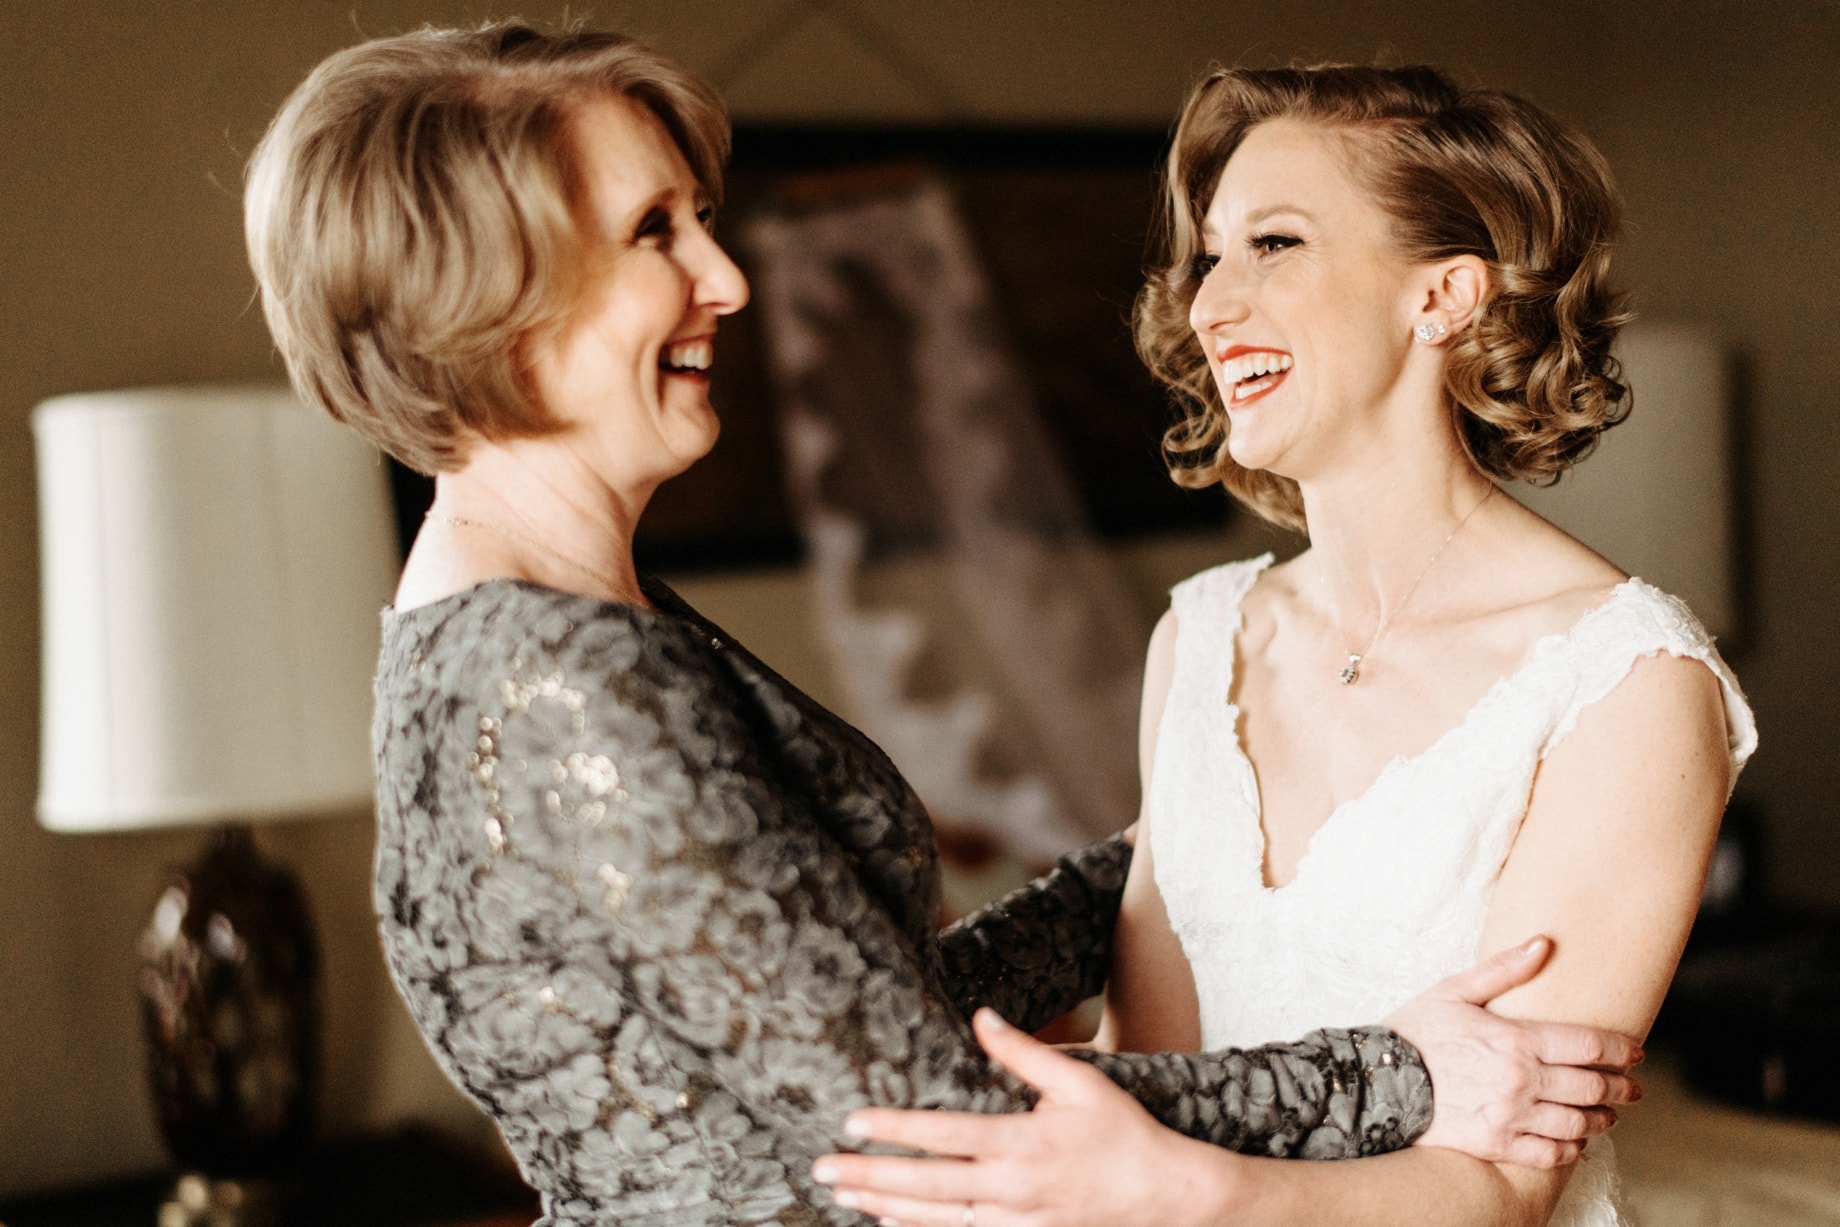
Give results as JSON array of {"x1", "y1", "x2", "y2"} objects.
[{"x1": 33, "y1": 385, "x2": 400, "y2": 1223}]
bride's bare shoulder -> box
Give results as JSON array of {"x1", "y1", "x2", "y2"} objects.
[{"x1": 1486, "y1": 499, "x2": 1630, "y2": 631}]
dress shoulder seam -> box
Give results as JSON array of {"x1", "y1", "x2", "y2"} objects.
[
  {"x1": 1537, "y1": 577, "x2": 1756, "y2": 780},
  {"x1": 1168, "y1": 553, "x2": 1274, "y2": 632}
]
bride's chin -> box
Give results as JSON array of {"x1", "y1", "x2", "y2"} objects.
[
  {"x1": 1223, "y1": 416, "x2": 1318, "y2": 481},
  {"x1": 1224, "y1": 431, "x2": 1282, "y2": 475}
]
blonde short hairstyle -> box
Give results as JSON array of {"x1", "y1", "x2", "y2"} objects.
[
  {"x1": 1136, "y1": 64, "x2": 1631, "y2": 531},
  {"x1": 245, "y1": 22, "x2": 729, "y2": 473}
]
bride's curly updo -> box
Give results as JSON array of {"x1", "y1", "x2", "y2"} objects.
[{"x1": 1137, "y1": 64, "x2": 1631, "y2": 530}]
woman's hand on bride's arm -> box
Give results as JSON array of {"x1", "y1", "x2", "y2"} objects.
[
  {"x1": 1383, "y1": 934, "x2": 1643, "y2": 1167},
  {"x1": 815, "y1": 1009, "x2": 1569, "y2": 1227},
  {"x1": 814, "y1": 1008, "x2": 1240, "y2": 1227},
  {"x1": 810, "y1": 941, "x2": 1641, "y2": 1227}
]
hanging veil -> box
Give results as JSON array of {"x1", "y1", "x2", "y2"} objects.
[{"x1": 744, "y1": 177, "x2": 1148, "y2": 863}]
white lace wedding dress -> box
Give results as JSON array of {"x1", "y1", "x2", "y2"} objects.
[{"x1": 1150, "y1": 555, "x2": 1758, "y2": 1227}]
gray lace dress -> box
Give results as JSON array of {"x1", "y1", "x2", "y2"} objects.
[{"x1": 372, "y1": 578, "x2": 1434, "y2": 1226}]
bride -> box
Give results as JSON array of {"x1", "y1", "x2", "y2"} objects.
[{"x1": 815, "y1": 63, "x2": 1756, "y2": 1227}]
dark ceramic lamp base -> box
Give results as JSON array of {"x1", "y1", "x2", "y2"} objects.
[
  {"x1": 156, "y1": 1172, "x2": 285, "y2": 1227},
  {"x1": 139, "y1": 825, "x2": 320, "y2": 1219}
]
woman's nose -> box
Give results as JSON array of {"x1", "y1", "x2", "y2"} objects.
[
  {"x1": 693, "y1": 235, "x2": 750, "y2": 316},
  {"x1": 1189, "y1": 264, "x2": 1249, "y2": 336}
]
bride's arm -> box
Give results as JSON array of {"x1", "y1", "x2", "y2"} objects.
[
  {"x1": 1093, "y1": 609, "x2": 1201, "y2": 1051},
  {"x1": 816, "y1": 650, "x2": 1725, "y2": 1227},
  {"x1": 1099, "y1": 612, "x2": 1642, "y2": 1167},
  {"x1": 1206, "y1": 650, "x2": 1733, "y2": 1225}
]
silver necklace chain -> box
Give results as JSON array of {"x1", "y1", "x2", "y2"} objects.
[
  {"x1": 1322, "y1": 484, "x2": 1496, "y2": 686},
  {"x1": 424, "y1": 513, "x2": 631, "y2": 598}
]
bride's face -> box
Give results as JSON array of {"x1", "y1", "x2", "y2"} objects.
[{"x1": 1187, "y1": 117, "x2": 1425, "y2": 480}]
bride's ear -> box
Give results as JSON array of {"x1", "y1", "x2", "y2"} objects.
[{"x1": 1416, "y1": 256, "x2": 1490, "y2": 340}]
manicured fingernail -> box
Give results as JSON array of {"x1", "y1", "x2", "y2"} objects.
[
  {"x1": 833, "y1": 1190, "x2": 860, "y2": 1208},
  {"x1": 843, "y1": 1116, "x2": 871, "y2": 1139},
  {"x1": 978, "y1": 1008, "x2": 1009, "y2": 1031},
  {"x1": 813, "y1": 1162, "x2": 838, "y2": 1184},
  {"x1": 1630, "y1": 1082, "x2": 1642, "y2": 1102},
  {"x1": 880, "y1": 1218, "x2": 900, "y2": 1227},
  {"x1": 1522, "y1": 936, "x2": 1548, "y2": 953}
]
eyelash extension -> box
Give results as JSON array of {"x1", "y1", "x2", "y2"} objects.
[
  {"x1": 1249, "y1": 232, "x2": 1302, "y2": 255},
  {"x1": 1187, "y1": 232, "x2": 1299, "y2": 283}
]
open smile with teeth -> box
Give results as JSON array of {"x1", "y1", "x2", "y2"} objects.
[
  {"x1": 1220, "y1": 350, "x2": 1293, "y2": 402},
  {"x1": 660, "y1": 339, "x2": 713, "y2": 375}
]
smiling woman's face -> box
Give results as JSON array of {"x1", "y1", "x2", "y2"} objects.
[
  {"x1": 527, "y1": 93, "x2": 749, "y2": 491},
  {"x1": 1187, "y1": 117, "x2": 1424, "y2": 481}
]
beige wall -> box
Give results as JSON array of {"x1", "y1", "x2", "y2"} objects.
[{"x1": 2, "y1": 0, "x2": 1835, "y2": 1196}]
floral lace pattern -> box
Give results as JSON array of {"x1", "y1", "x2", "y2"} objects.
[
  {"x1": 373, "y1": 578, "x2": 1434, "y2": 1226},
  {"x1": 1152, "y1": 557, "x2": 1757, "y2": 1227}
]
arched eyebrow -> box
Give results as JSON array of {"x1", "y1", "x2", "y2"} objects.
[
  {"x1": 1202, "y1": 202, "x2": 1320, "y2": 243},
  {"x1": 1245, "y1": 203, "x2": 1320, "y2": 227}
]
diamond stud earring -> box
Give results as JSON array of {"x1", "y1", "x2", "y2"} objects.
[{"x1": 1414, "y1": 322, "x2": 1449, "y2": 343}]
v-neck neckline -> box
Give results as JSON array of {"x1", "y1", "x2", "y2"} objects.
[{"x1": 1212, "y1": 557, "x2": 1640, "y2": 893}]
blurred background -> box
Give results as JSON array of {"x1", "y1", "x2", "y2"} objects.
[{"x1": 2, "y1": 0, "x2": 1836, "y2": 1216}]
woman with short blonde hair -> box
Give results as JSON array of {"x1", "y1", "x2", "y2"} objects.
[{"x1": 246, "y1": 23, "x2": 728, "y2": 473}]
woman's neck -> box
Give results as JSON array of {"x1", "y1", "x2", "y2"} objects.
[
  {"x1": 1296, "y1": 438, "x2": 1499, "y2": 630},
  {"x1": 404, "y1": 438, "x2": 652, "y2": 609}
]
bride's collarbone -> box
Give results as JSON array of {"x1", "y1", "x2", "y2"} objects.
[
  {"x1": 1240, "y1": 617, "x2": 1508, "y2": 735},
  {"x1": 1229, "y1": 571, "x2": 1627, "y2": 869},
  {"x1": 1243, "y1": 561, "x2": 1620, "y2": 714}
]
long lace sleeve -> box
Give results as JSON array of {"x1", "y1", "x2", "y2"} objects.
[
  {"x1": 936, "y1": 837, "x2": 1431, "y2": 1156},
  {"x1": 1074, "y1": 1029, "x2": 1431, "y2": 1157},
  {"x1": 936, "y1": 835, "x2": 1132, "y2": 1031}
]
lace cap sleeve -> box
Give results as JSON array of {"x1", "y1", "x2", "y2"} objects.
[
  {"x1": 1538, "y1": 579, "x2": 1757, "y2": 787},
  {"x1": 1168, "y1": 555, "x2": 1274, "y2": 642}
]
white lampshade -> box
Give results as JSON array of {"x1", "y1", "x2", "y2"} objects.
[
  {"x1": 1514, "y1": 321, "x2": 1736, "y2": 639},
  {"x1": 33, "y1": 385, "x2": 401, "y2": 832}
]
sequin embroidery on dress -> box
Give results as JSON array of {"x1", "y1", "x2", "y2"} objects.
[{"x1": 372, "y1": 578, "x2": 1438, "y2": 1225}]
